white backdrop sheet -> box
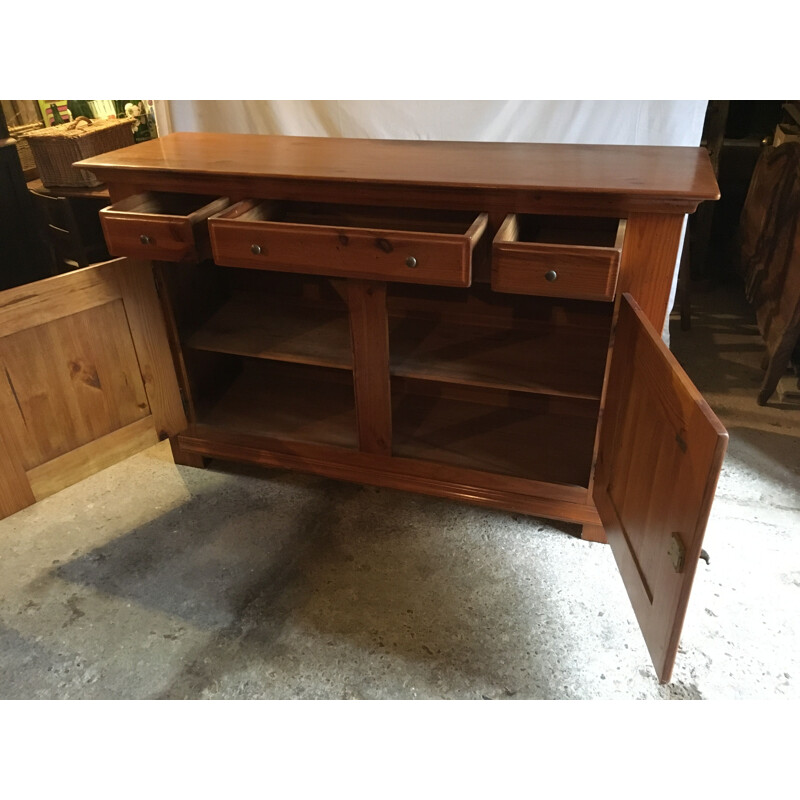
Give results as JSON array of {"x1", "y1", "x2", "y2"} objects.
[
  {"x1": 154, "y1": 100, "x2": 706, "y2": 146},
  {"x1": 153, "y1": 100, "x2": 708, "y2": 340}
]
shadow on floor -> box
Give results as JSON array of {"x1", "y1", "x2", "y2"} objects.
[{"x1": 51, "y1": 462, "x2": 584, "y2": 698}]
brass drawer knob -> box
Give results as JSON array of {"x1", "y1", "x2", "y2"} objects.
[
  {"x1": 140, "y1": 234, "x2": 152, "y2": 245},
  {"x1": 405, "y1": 256, "x2": 418, "y2": 268},
  {"x1": 251, "y1": 244, "x2": 262, "y2": 255},
  {"x1": 545, "y1": 270, "x2": 558, "y2": 282}
]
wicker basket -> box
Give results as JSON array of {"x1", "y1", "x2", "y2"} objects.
[
  {"x1": 10, "y1": 121, "x2": 44, "y2": 175},
  {"x1": 25, "y1": 116, "x2": 135, "y2": 188}
]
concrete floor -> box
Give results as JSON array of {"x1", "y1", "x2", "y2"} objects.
[{"x1": 1, "y1": 282, "x2": 798, "y2": 699}]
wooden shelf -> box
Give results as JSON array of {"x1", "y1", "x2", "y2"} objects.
[
  {"x1": 186, "y1": 289, "x2": 608, "y2": 400},
  {"x1": 389, "y1": 315, "x2": 609, "y2": 399},
  {"x1": 392, "y1": 380, "x2": 598, "y2": 486},
  {"x1": 186, "y1": 294, "x2": 352, "y2": 370},
  {"x1": 196, "y1": 359, "x2": 357, "y2": 449}
]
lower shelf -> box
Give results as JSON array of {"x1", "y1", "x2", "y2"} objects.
[
  {"x1": 196, "y1": 359, "x2": 358, "y2": 450},
  {"x1": 190, "y1": 357, "x2": 598, "y2": 486},
  {"x1": 392, "y1": 380, "x2": 598, "y2": 487}
]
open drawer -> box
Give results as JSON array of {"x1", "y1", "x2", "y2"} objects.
[
  {"x1": 208, "y1": 200, "x2": 488, "y2": 287},
  {"x1": 100, "y1": 193, "x2": 231, "y2": 262},
  {"x1": 492, "y1": 214, "x2": 625, "y2": 301}
]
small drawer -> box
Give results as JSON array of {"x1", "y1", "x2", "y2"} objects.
[
  {"x1": 208, "y1": 200, "x2": 488, "y2": 287},
  {"x1": 492, "y1": 214, "x2": 625, "y2": 301},
  {"x1": 100, "y1": 193, "x2": 231, "y2": 262}
]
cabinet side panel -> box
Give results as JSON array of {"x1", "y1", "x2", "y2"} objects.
[{"x1": 616, "y1": 213, "x2": 685, "y2": 333}]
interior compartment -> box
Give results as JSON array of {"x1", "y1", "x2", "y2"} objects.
[
  {"x1": 220, "y1": 200, "x2": 484, "y2": 236},
  {"x1": 105, "y1": 192, "x2": 229, "y2": 217},
  {"x1": 510, "y1": 214, "x2": 624, "y2": 247},
  {"x1": 194, "y1": 357, "x2": 358, "y2": 450},
  {"x1": 391, "y1": 377, "x2": 599, "y2": 486},
  {"x1": 182, "y1": 268, "x2": 352, "y2": 371},
  {"x1": 387, "y1": 283, "x2": 613, "y2": 400}
]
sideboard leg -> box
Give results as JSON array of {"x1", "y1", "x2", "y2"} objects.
[
  {"x1": 170, "y1": 437, "x2": 207, "y2": 469},
  {"x1": 581, "y1": 523, "x2": 607, "y2": 544}
]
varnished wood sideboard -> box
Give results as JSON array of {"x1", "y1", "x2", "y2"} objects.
[{"x1": 0, "y1": 134, "x2": 726, "y2": 683}]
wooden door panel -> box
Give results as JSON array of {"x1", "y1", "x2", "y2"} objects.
[
  {"x1": 594, "y1": 293, "x2": 727, "y2": 683},
  {"x1": 0, "y1": 299, "x2": 151, "y2": 468},
  {"x1": 0, "y1": 258, "x2": 185, "y2": 519}
]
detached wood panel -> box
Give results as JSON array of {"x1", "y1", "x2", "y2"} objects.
[
  {"x1": 27, "y1": 416, "x2": 158, "y2": 501},
  {"x1": 113, "y1": 258, "x2": 187, "y2": 439},
  {"x1": 0, "y1": 299, "x2": 150, "y2": 469},
  {"x1": 0, "y1": 263, "x2": 121, "y2": 336},
  {"x1": 0, "y1": 422, "x2": 34, "y2": 518},
  {"x1": 0, "y1": 258, "x2": 185, "y2": 519}
]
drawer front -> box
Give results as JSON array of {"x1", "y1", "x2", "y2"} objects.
[
  {"x1": 100, "y1": 193, "x2": 230, "y2": 262},
  {"x1": 209, "y1": 210, "x2": 488, "y2": 288},
  {"x1": 492, "y1": 215, "x2": 624, "y2": 302},
  {"x1": 101, "y1": 214, "x2": 199, "y2": 262}
]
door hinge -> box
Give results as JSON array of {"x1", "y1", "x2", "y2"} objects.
[{"x1": 668, "y1": 532, "x2": 686, "y2": 573}]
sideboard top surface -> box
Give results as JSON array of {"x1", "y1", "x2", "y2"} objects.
[{"x1": 76, "y1": 133, "x2": 720, "y2": 213}]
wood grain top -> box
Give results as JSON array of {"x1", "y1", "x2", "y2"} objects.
[{"x1": 75, "y1": 133, "x2": 720, "y2": 209}]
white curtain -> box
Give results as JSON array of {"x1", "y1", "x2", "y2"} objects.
[
  {"x1": 153, "y1": 100, "x2": 708, "y2": 342},
  {"x1": 154, "y1": 100, "x2": 706, "y2": 147}
]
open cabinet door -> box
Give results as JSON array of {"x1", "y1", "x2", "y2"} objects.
[
  {"x1": 593, "y1": 293, "x2": 728, "y2": 683},
  {"x1": 0, "y1": 258, "x2": 186, "y2": 520}
]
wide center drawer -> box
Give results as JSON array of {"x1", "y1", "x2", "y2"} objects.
[
  {"x1": 208, "y1": 200, "x2": 488, "y2": 287},
  {"x1": 100, "y1": 192, "x2": 231, "y2": 262},
  {"x1": 492, "y1": 214, "x2": 626, "y2": 301}
]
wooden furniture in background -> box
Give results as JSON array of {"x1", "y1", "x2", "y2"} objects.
[
  {"x1": 28, "y1": 188, "x2": 110, "y2": 271},
  {"x1": 25, "y1": 179, "x2": 111, "y2": 274},
  {"x1": 0, "y1": 133, "x2": 725, "y2": 683},
  {"x1": 26, "y1": 177, "x2": 110, "y2": 201},
  {"x1": 739, "y1": 141, "x2": 800, "y2": 404}
]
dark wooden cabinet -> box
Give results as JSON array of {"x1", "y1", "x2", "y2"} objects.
[
  {"x1": 0, "y1": 134, "x2": 726, "y2": 682},
  {"x1": 0, "y1": 107, "x2": 51, "y2": 289}
]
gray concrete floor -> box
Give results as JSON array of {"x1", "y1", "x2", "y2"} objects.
[{"x1": 1, "y1": 282, "x2": 798, "y2": 699}]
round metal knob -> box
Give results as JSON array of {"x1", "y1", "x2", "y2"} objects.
[
  {"x1": 405, "y1": 256, "x2": 418, "y2": 268},
  {"x1": 139, "y1": 234, "x2": 152, "y2": 245},
  {"x1": 251, "y1": 244, "x2": 262, "y2": 255},
  {"x1": 545, "y1": 269, "x2": 558, "y2": 282}
]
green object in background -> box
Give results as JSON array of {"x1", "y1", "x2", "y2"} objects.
[
  {"x1": 37, "y1": 100, "x2": 71, "y2": 126},
  {"x1": 115, "y1": 100, "x2": 156, "y2": 143},
  {"x1": 67, "y1": 100, "x2": 93, "y2": 121}
]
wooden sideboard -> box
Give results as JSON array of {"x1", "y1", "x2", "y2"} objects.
[{"x1": 0, "y1": 134, "x2": 726, "y2": 683}]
